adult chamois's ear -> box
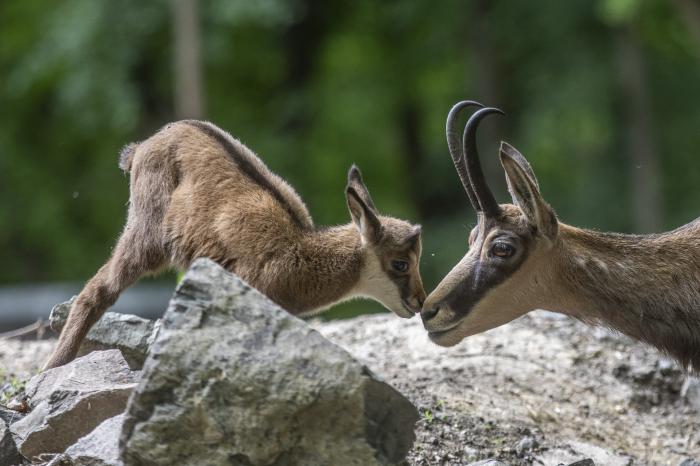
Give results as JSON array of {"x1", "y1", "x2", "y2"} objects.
[
  {"x1": 346, "y1": 165, "x2": 382, "y2": 244},
  {"x1": 499, "y1": 142, "x2": 558, "y2": 240}
]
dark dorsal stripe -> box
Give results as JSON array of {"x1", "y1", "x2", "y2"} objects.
[{"x1": 183, "y1": 120, "x2": 308, "y2": 230}]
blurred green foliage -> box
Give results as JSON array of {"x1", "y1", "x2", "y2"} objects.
[{"x1": 1, "y1": 0, "x2": 699, "y2": 318}]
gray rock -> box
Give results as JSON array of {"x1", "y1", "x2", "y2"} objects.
[
  {"x1": 535, "y1": 440, "x2": 631, "y2": 466},
  {"x1": 568, "y1": 460, "x2": 595, "y2": 466},
  {"x1": 50, "y1": 297, "x2": 160, "y2": 369},
  {"x1": 463, "y1": 446, "x2": 479, "y2": 459},
  {"x1": 467, "y1": 460, "x2": 507, "y2": 466},
  {"x1": 681, "y1": 377, "x2": 700, "y2": 412},
  {"x1": 120, "y1": 258, "x2": 418, "y2": 466},
  {"x1": 10, "y1": 350, "x2": 138, "y2": 459},
  {"x1": 65, "y1": 414, "x2": 124, "y2": 466},
  {"x1": 0, "y1": 407, "x2": 23, "y2": 426},
  {"x1": 46, "y1": 456, "x2": 71, "y2": 466},
  {"x1": 48, "y1": 297, "x2": 74, "y2": 333},
  {"x1": 516, "y1": 436, "x2": 536, "y2": 456},
  {"x1": 679, "y1": 459, "x2": 700, "y2": 466},
  {"x1": 1, "y1": 418, "x2": 23, "y2": 466},
  {"x1": 32, "y1": 453, "x2": 70, "y2": 466}
]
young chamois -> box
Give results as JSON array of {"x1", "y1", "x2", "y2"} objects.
[
  {"x1": 421, "y1": 101, "x2": 700, "y2": 370},
  {"x1": 44, "y1": 120, "x2": 426, "y2": 370}
]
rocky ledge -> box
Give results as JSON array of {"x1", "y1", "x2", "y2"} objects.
[{"x1": 1, "y1": 257, "x2": 699, "y2": 465}]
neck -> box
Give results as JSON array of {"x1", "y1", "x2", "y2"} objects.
[
  {"x1": 283, "y1": 224, "x2": 364, "y2": 314},
  {"x1": 546, "y1": 221, "x2": 700, "y2": 369}
]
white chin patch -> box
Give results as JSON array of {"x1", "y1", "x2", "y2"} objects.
[
  {"x1": 427, "y1": 325, "x2": 465, "y2": 347},
  {"x1": 386, "y1": 301, "x2": 414, "y2": 319},
  {"x1": 354, "y1": 252, "x2": 409, "y2": 317}
]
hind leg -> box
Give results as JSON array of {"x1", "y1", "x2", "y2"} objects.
[
  {"x1": 43, "y1": 143, "x2": 177, "y2": 370},
  {"x1": 42, "y1": 224, "x2": 165, "y2": 370}
]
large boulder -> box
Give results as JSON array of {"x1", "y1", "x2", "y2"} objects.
[
  {"x1": 120, "y1": 258, "x2": 418, "y2": 466},
  {"x1": 10, "y1": 350, "x2": 138, "y2": 459},
  {"x1": 50, "y1": 298, "x2": 160, "y2": 369}
]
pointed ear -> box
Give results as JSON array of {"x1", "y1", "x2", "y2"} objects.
[
  {"x1": 405, "y1": 225, "x2": 422, "y2": 249},
  {"x1": 346, "y1": 164, "x2": 378, "y2": 211},
  {"x1": 346, "y1": 165, "x2": 381, "y2": 243},
  {"x1": 500, "y1": 142, "x2": 539, "y2": 189},
  {"x1": 499, "y1": 142, "x2": 558, "y2": 240}
]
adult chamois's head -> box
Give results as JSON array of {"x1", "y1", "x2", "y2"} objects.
[
  {"x1": 422, "y1": 101, "x2": 558, "y2": 345},
  {"x1": 345, "y1": 165, "x2": 426, "y2": 317}
]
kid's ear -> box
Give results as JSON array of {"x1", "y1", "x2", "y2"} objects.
[
  {"x1": 347, "y1": 165, "x2": 378, "y2": 210},
  {"x1": 346, "y1": 187, "x2": 382, "y2": 244},
  {"x1": 499, "y1": 142, "x2": 558, "y2": 241},
  {"x1": 346, "y1": 165, "x2": 381, "y2": 243},
  {"x1": 405, "y1": 225, "x2": 422, "y2": 249}
]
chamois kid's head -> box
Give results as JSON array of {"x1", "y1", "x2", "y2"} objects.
[
  {"x1": 345, "y1": 165, "x2": 426, "y2": 318},
  {"x1": 422, "y1": 101, "x2": 559, "y2": 345}
]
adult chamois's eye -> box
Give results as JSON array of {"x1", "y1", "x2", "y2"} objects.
[
  {"x1": 490, "y1": 242, "x2": 515, "y2": 258},
  {"x1": 391, "y1": 260, "x2": 409, "y2": 273}
]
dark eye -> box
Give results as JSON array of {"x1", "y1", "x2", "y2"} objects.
[
  {"x1": 490, "y1": 242, "x2": 515, "y2": 258},
  {"x1": 391, "y1": 260, "x2": 409, "y2": 273}
]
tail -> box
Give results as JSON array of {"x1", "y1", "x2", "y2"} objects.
[{"x1": 118, "y1": 142, "x2": 139, "y2": 173}]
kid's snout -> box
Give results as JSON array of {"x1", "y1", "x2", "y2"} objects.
[{"x1": 402, "y1": 293, "x2": 426, "y2": 315}]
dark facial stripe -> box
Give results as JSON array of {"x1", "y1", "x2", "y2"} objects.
[
  {"x1": 380, "y1": 252, "x2": 421, "y2": 308},
  {"x1": 183, "y1": 120, "x2": 309, "y2": 230},
  {"x1": 390, "y1": 272, "x2": 412, "y2": 300},
  {"x1": 444, "y1": 232, "x2": 531, "y2": 318}
]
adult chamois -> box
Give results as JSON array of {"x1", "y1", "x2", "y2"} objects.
[
  {"x1": 422, "y1": 101, "x2": 700, "y2": 370},
  {"x1": 45, "y1": 120, "x2": 425, "y2": 369}
]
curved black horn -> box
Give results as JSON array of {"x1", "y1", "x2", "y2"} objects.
[
  {"x1": 446, "y1": 100, "x2": 484, "y2": 210},
  {"x1": 463, "y1": 106, "x2": 504, "y2": 218}
]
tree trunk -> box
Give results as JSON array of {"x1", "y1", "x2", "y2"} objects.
[
  {"x1": 398, "y1": 99, "x2": 431, "y2": 217},
  {"x1": 467, "y1": 0, "x2": 507, "y2": 201},
  {"x1": 172, "y1": 0, "x2": 204, "y2": 119},
  {"x1": 672, "y1": 0, "x2": 700, "y2": 50},
  {"x1": 616, "y1": 27, "x2": 663, "y2": 232}
]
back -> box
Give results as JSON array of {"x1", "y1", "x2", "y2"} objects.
[{"x1": 137, "y1": 121, "x2": 314, "y2": 273}]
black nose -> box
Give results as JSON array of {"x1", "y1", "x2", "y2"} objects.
[{"x1": 420, "y1": 306, "x2": 440, "y2": 322}]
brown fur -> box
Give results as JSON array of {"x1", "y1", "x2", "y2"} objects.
[
  {"x1": 554, "y1": 221, "x2": 700, "y2": 370},
  {"x1": 423, "y1": 142, "x2": 700, "y2": 371},
  {"x1": 44, "y1": 120, "x2": 426, "y2": 370}
]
